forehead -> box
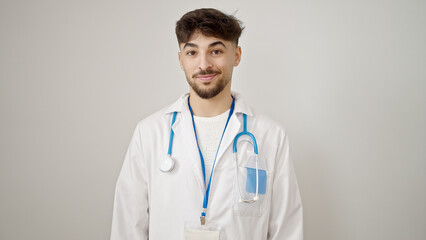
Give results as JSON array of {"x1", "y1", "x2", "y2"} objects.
[{"x1": 180, "y1": 32, "x2": 233, "y2": 49}]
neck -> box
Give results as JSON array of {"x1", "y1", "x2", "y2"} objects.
[{"x1": 189, "y1": 87, "x2": 233, "y2": 117}]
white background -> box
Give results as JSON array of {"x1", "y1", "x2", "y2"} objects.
[{"x1": 1, "y1": 0, "x2": 425, "y2": 239}]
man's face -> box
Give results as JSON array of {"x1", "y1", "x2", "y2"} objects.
[{"x1": 178, "y1": 32, "x2": 242, "y2": 99}]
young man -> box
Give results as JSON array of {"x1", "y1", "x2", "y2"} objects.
[{"x1": 111, "y1": 8, "x2": 303, "y2": 240}]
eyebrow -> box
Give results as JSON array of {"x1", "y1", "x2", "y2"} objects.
[
  {"x1": 209, "y1": 41, "x2": 227, "y2": 49},
  {"x1": 183, "y1": 41, "x2": 227, "y2": 49}
]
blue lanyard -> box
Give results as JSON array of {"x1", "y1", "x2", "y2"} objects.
[{"x1": 188, "y1": 97, "x2": 235, "y2": 225}]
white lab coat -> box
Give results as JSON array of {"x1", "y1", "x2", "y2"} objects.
[{"x1": 111, "y1": 92, "x2": 303, "y2": 240}]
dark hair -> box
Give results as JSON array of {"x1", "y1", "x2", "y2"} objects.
[{"x1": 175, "y1": 8, "x2": 244, "y2": 46}]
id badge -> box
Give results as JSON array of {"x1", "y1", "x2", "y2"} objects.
[{"x1": 184, "y1": 221, "x2": 220, "y2": 240}]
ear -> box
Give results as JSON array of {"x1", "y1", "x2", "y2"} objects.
[
  {"x1": 178, "y1": 51, "x2": 184, "y2": 70},
  {"x1": 234, "y1": 46, "x2": 242, "y2": 66}
]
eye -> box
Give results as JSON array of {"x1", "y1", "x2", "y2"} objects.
[
  {"x1": 186, "y1": 50, "x2": 196, "y2": 56},
  {"x1": 211, "y1": 49, "x2": 223, "y2": 55}
]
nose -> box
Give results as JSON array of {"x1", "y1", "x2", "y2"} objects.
[{"x1": 198, "y1": 54, "x2": 213, "y2": 70}]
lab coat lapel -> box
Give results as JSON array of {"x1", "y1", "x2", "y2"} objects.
[
  {"x1": 214, "y1": 114, "x2": 241, "y2": 167},
  {"x1": 172, "y1": 108, "x2": 206, "y2": 195}
]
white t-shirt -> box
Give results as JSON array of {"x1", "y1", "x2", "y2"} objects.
[{"x1": 193, "y1": 109, "x2": 230, "y2": 182}]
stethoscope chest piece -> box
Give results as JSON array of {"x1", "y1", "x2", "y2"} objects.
[{"x1": 159, "y1": 155, "x2": 175, "y2": 172}]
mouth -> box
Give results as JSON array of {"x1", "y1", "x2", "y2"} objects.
[{"x1": 196, "y1": 74, "x2": 216, "y2": 82}]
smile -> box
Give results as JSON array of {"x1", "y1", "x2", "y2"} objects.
[{"x1": 196, "y1": 74, "x2": 216, "y2": 82}]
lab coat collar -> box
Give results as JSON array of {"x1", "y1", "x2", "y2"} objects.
[
  {"x1": 163, "y1": 91, "x2": 253, "y2": 194},
  {"x1": 164, "y1": 91, "x2": 254, "y2": 117}
]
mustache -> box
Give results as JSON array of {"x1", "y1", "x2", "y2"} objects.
[{"x1": 192, "y1": 69, "x2": 221, "y2": 78}]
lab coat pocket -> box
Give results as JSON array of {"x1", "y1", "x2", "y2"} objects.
[{"x1": 233, "y1": 155, "x2": 269, "y2": 217}]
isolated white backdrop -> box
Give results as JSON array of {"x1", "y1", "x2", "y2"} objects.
[{"x1": 0, "y1": 0, "x2": 425, "y2": 239}]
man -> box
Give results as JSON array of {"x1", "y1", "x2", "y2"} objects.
[{"x1": 111, "y1": 8, "x2": 303, "y2": 240}]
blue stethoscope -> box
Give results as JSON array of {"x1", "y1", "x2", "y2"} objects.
[{"x1": 159, "y1": 97, "x2": 260, "y2": 224}]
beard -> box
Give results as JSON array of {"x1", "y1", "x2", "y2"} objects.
[{"x1": 186, "y1": 69, "x2": 231, "y2": 99}]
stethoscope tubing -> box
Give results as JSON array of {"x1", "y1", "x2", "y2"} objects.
[
  {"x1": 167, "y1": 111, "x2": 178, "y2": 156},
  {"x1": 164, "y1": 107, "x2": 260, "y2": 211},
  {"x1": 232, "y1": 114, "x2": 260, "y2": 202}
]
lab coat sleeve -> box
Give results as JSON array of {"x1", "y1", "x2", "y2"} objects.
[
  {"x1": 111, "y1": 124, "x2": 149, "y2": 240},
  {"x1": 268, "y1": 129, "x2": 303, "y2": 240}
]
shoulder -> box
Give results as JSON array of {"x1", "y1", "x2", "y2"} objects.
[
  {"x1": 245, "y1": 109, "x2": 291, "y2": 168},
  {"x1": 250, "y1": 109, "x2": 287, "y2": 138},
  {"x1": 134, "y1": 94, "x2": 188, "y2": 132},
  {"x1": 134, "y1": 105, "x2": 173, "y2": 135},
  {"x1": 233, "y1": 92, "x2": 287, "y2": 136}
]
